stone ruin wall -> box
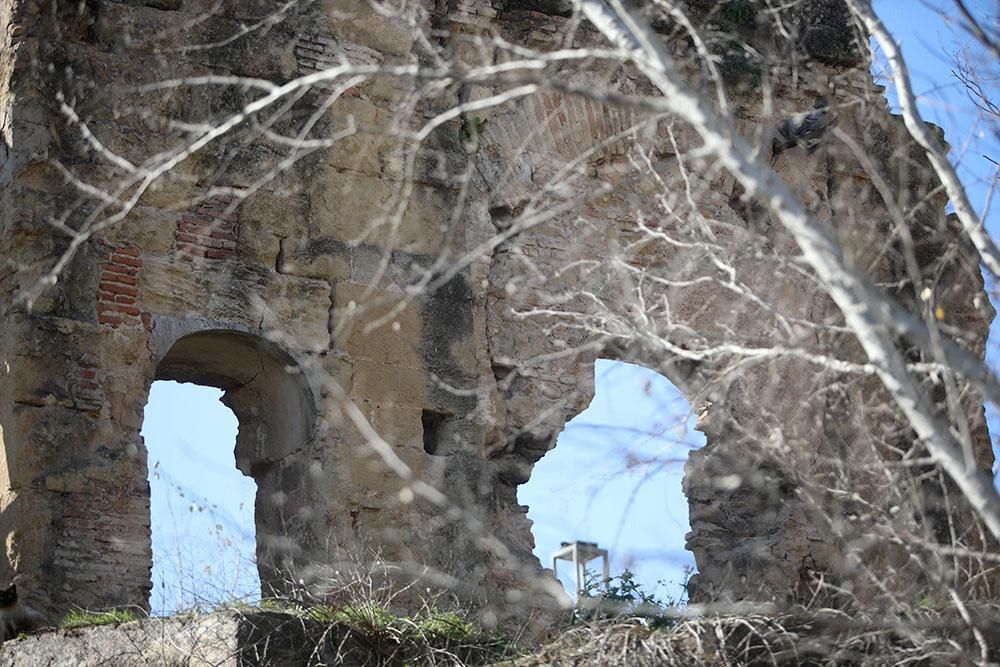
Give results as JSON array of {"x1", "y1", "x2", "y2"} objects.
[{"x1": 0, "y1": 0, "x2": 994, "y2": 625}]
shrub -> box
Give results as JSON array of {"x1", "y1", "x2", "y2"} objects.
[{"x1": 577, "y1": 567, "x2": 688, "y2": 625}]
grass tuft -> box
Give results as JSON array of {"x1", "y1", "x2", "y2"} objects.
[
  {"x1": 333, "y1": 601, "x2": 401, "y2": 631},
  {"x1": 61, "y1": 608, "x2": 136, "y2": 630},
  {"x1": 417, "y1": 611, "x2": 482, "y2": 643},
  {"x1": 229, "y1": 598, "x2": 519, "y2": 664}
]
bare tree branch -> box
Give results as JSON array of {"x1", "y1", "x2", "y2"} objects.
[
  {"x1": 576, "y1": 0, "x2": 1000, "y2": 540},
  {"x1": 848, "y1": 0, "x2": 1000, "y2": 280}
]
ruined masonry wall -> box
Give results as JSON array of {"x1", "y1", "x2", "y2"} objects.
[{"x1": 0, "y1": 0, "x2": 993, "y2": 625}]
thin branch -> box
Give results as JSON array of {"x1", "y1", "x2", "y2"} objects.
[
  {"x1": 848, "y1": 0, "x2": 1000, "y2": 281},
  {"x1": 576, "y1": 0, "x2": 1000, "y2": 541}
]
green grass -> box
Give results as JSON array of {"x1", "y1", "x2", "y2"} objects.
[
  {"x1": 329, "y1": 603, "x2": 487, "y2": 644},
  {"x1": 416, "y1": 611, "x2": 482, "y2": 643},
  {"x1": 333, "y1": 602, "x2": 400, "y2": 630},
  {"x1": 221, "y1": 598, "x2": 518, "y2": 662},
  {"x1": 61, "y1": 608, "x2": 136, "y2": 630},
  {"x1": 238, "y1": 597, "x2": 340, "y2": 622}
]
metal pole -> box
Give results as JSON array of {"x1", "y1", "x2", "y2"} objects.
[{"x1": 573, "y1": 542, "x2": 582, "y2": 598}]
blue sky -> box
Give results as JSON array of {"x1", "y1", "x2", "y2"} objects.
[
  {"x1": 141, "y1": 382, "x2": 257, "y2": 614},
  {"x1": 141, "y1": 1, "x2": 999, "y2": 613},
  {"x1": 518, "y1": 360, "x2": 702, "y2": 602},
  {"x1": 872, "y1": 0, "x2": 998, "y2": 217}
]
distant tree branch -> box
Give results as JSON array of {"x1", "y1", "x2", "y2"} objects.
[
  {"x1": 951, "y1": 0, "x2": 1000, "y2": 62},
  {"x1": 576, "y1": 0, "x2": 1000, "y2": 541},
  {"x1": 848, "y1": 0, "x2": 1000, "y2": 280}
]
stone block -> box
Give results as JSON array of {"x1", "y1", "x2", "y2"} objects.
[
  {"x1": 277, "y1": 235, "x2": 351, "y2": 282},
  {"x1": 332, "y1": 280, "x2": 422, "y2": 367},
  {"x1": 308, "y1": 168, "x2": 451, "y2": 255},
  {"x1": 349, "y1": 360, "x2": 427, "y2": 408},
  {"x1": 0, "y1": 611, "x2": 362, "y2": 666}
]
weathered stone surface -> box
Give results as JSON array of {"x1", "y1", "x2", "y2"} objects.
[
  {"x1": 0, "y1": 0, "x2": 994, "y2": 642},
  {"x1": 1, "y1": 611, "x2": 386, "y2": 666}
]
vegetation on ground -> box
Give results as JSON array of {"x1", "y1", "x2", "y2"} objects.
[
  {"x1": 218, "y1": 596, "x2": 520, "y2": 666},
  {"x1": 576, "y1": 567, "x2": 687, "y2": 626}
]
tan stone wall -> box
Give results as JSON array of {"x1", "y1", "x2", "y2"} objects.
[{"x1": 0, "y1": 0, "x2": 993, "y2": 626}]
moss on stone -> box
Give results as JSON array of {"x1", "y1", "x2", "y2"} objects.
[{"x1": 61, "y1": 608, "x2": 136, "y2": 630}]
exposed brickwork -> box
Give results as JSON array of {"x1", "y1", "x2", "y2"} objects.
[
  {"x1": 294, "y1": 33, "x2": 383, "y2": 97},
  {"x1": 97, "y1": 243, "x2": 143, "y2": 328},
  {"x1": 485, "y1": 90, "x2": 638, "y2": 166},
  {"x1": 71, "y1": 361, "x2": 103, "y2": 416},
  {"x1": 174, "y1": 196, "x2": 241, "y2": 261},
  {"x1": 53, "y1": 485, "x2": 151, "y2": 607},
  {"x1": 442, "y1": 0, "x2": 500, "y2": 31}
]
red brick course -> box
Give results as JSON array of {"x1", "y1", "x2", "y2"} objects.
[
  {"x1": 72, "y1": 362, "x2": 103, "y2": 415},
  {"x1": 75, "y1": 366, "x2": 98, "y2": 390},
  {"x1": 97, "y1": 243, "x2": 143, "y2": 328},
  {"x1": 174, "y1": 195, "x2": 241, "y2": 262}
]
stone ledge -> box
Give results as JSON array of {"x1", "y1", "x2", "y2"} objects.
[
  {"x1": 2, "y1": 611, "x2": 331, "y2": 666},
  {"x1": 1, "y1": 609, "x2": 511, "y2": 666}
]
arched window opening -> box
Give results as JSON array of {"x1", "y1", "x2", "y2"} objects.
[
  {"x1": 146, "y1": 329, "x2": 317, "y2": 603},
  {"x1": 518, "y1": 359, "x2": 705, "y2": 602},
  {"x1": 142, "y1": 381, "x2": 260, "y2": 615}
]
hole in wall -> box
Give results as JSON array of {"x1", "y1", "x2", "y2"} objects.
[
  {"x1": 422, "y1": 408, "x2": 464, "y2": 456},
  {"x1": 141, "y1": 380, "x2": 260, "y2": 615},
  {"x1": 518, "y1": 359, "x2": 705, "y2": 601},
  {"x1": 422, "y1": 409, "x2": 451, "y2": 455}
]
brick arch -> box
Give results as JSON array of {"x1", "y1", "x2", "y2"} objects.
[{"x1": 486, "y1": 91, "x2": 644, "y2": 167}]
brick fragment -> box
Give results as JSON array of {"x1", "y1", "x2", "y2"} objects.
[
  {"x1": 101, "y1": 271, "x2": 138, "y2": 286},
  {"x1": 110, "y1": 254, "x2": 142, "y2": 268},
  {"x1": 103, "y1": 303, "x2": 141, "y2": 316},
  {"x1": 102, "y1": 263, "x2": 139, "y2": 278},
  {"x1": 99, "y1": 282, "x2": 138, "y2": 297}
]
